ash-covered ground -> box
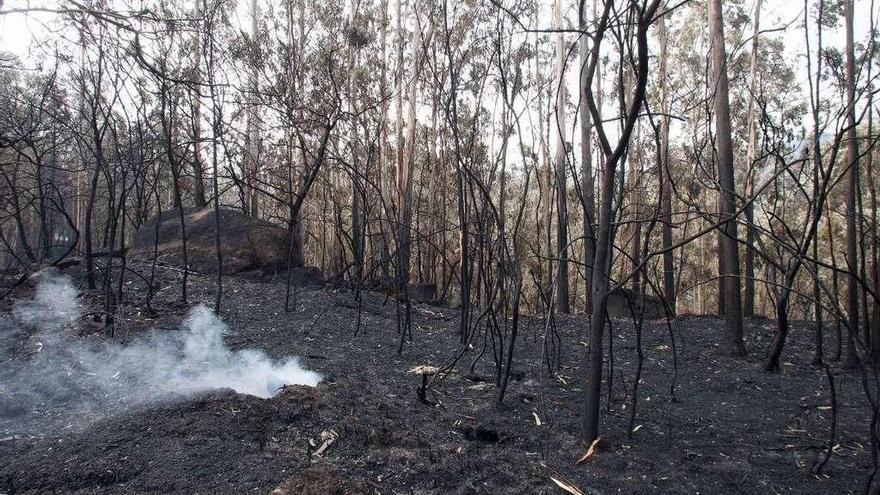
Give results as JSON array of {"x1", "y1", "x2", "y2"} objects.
[{"x1": 0, "y1": 268, "x2": 874, "y2": 494}]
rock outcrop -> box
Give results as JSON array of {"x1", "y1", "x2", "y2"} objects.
[
  {"x1": 606, "y1": 287, "x2": 670, "y2": 320},
  {"x1": 130, "y1": 208, "x2": 294, "y2": 275}
]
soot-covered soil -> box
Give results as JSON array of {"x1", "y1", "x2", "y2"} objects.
[{"x1": 0, "y1": 270, "x2": 875, "y2": 494}]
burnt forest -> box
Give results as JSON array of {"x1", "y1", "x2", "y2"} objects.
[{"x1": 0, "y1": 0, "x2": 879, "y2": 493}]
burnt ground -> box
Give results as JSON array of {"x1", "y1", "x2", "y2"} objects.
[{"x1": 0, "y1": 268, "x2": 876, "y2": 494}]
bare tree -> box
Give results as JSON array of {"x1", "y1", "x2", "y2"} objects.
[
  {"x1": 554, "y1": 0, "x2": 570, "y2": 313},
  {"x1": 190, "y1": 0, "x2": 207, "y2": 209},
  {"x1": 578, "y1": 0, "x2": 596, "y2": 314},
  {"x1": 843, "y1": 0, "x2": 861, "y2": 368},
  {"x1": 742, "y1": 0, "x2": 762, "y2": 318},
  {"x1": 582, "y1": 0, "x2": 662, "y2": 443},
  {"x1": 657, "y1": 6, "x2": 674, "y2": 313},
  {"x1": 708, "y1": 0, "x2": 745, "y2": 356}
]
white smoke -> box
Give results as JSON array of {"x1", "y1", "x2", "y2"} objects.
[
  {"x1": 12, "y1": 269, "x2": 80, "y2": 330},
  {"x1": 1, "y1": 271, "x2": 320, "y2": 434},
  {"x1": 158, "y1": 305, "x2": 322, "y2": 397}
]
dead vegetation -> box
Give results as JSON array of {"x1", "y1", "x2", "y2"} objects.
[{"x1": 0, "y1": 272, "x2": 870, "y2": 494}]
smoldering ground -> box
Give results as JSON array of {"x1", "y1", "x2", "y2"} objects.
[
  {"x1": 0, "y1": 270, "x2": 320, "y2": 437},
  {"x1": 0, "y1": 271, "x2": 873, "y2": 494}
]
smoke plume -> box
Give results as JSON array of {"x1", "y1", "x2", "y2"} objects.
[{"x1": 0, "y1": 271, "x2": 320, "y2": 436}]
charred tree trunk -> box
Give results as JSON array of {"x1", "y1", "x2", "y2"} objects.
[
  {"x1": 583, "y1": 0, "x2": 660, "y2": 443},
  {"x1": 843, "y1": 0, "x2": 861, "y2": 368},
  {"x1": 743, "y1": 0, "x2": 762, "y2": 318},
  {"x1": 190, "y1": 0, "x2": 208, "y2": 209},
  {"x1": 709, "y1": 0, "x2": 746, "y2": 356},
  {"x1": 658, "y1": 14, "x2": 675, "y2": 313},
  {"x1": 579, "y1": 0, "x2": 596, "y2": 314},
  {"x1": 554, "y1": 0, "x2": 570, "y2": 314}
]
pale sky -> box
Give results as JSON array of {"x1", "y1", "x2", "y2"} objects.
[
  {"x1": 1, "y1": 0, "x2": 872, "y2": 61},
  {"x1": 1, "y1": 1, "x2": 58, "y2": 64},
  {"x1": 1, "y1": 0, "x2": 873, "y2": 80},
  {"x1": 0, "y1": 0, "x2": 875, "y2": 149}
]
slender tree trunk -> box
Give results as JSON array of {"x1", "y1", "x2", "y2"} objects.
[
  {"x1": 709, "y1": 0, "x2": 746, "y2": 355},
  {"x1": 583, "y1": 0, "x2": 660, "y2": 443},
  {"x1": 349, "y1": 0, "x2": 365, "y2": 284},
  {"x1": 442, "y1": 8, "x2": 471, "y2": 343},
  {"x1": 160, "y1": 77, "x2": 189, "y2": 304},
  {"x1": 4, "y1": 164, "x2": 36, "y2": 264},
  {"x1": 204, "y1": 0, "x2": 223, "y2": 313},
  {"x1": 376, "y1": 0, "x2": 393, "y2": 280},
  {"x1": 83, "y1": 153, "x2": 101, "y2": 289},
  {"x1": 35, "y1": 154, "x2": 50, "y2": 262},
  {"x1": 826, "y1": 206, "x2": 843, "y2": 360},
  {"x1": 628, "y1": 124, "x2": 642, "y2": 293},
  {"x1": 811, "y1": 0, "x2": 826, "y2": 364},
  {"x1": 245, "y1": 0, "x2": 261, "y2": 219},
  {"x1": 579, "y1": 0, "x2": 595, "y2": 314},
  {"x1": 554, "y1": 0, "x2": 570, "y2": 313},
  {"x1": 398, "y1": 0, "x2": 428, "y2": 297},
  {"x1": 869, "y1": 90, "x2": 880, "y2": 363},
  {"x1": 843, "y1": 0, "x2": 861, "y2": 368},
  {"x1": 191, "y1": 0, "x2": 208, "y2": 209},
  {"x1": 394, "y1": 0, "x2": 405, "y2": 211},
  {"x1": 537, "y1": 51, "x2": 553, "y2": 305},
  {"x1": 658, "y1": 13, "x2": 675, "y2": 313},
  {"x1": 210, "y1": 85, "x2": 223, "y2": 312},
  {"x1": 813, "y1": 231, "x2": 823, "y2": 365},
  {"x1": 743, "y1": 0, "x2": 762, "y2": 318},
  {"x1": 297, "y1": 0, "x2": 307, "y2": 266}
]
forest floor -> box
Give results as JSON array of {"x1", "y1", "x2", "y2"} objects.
[{"x1": 0, "y1": 267, "x2": 876, "y2": 494}]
